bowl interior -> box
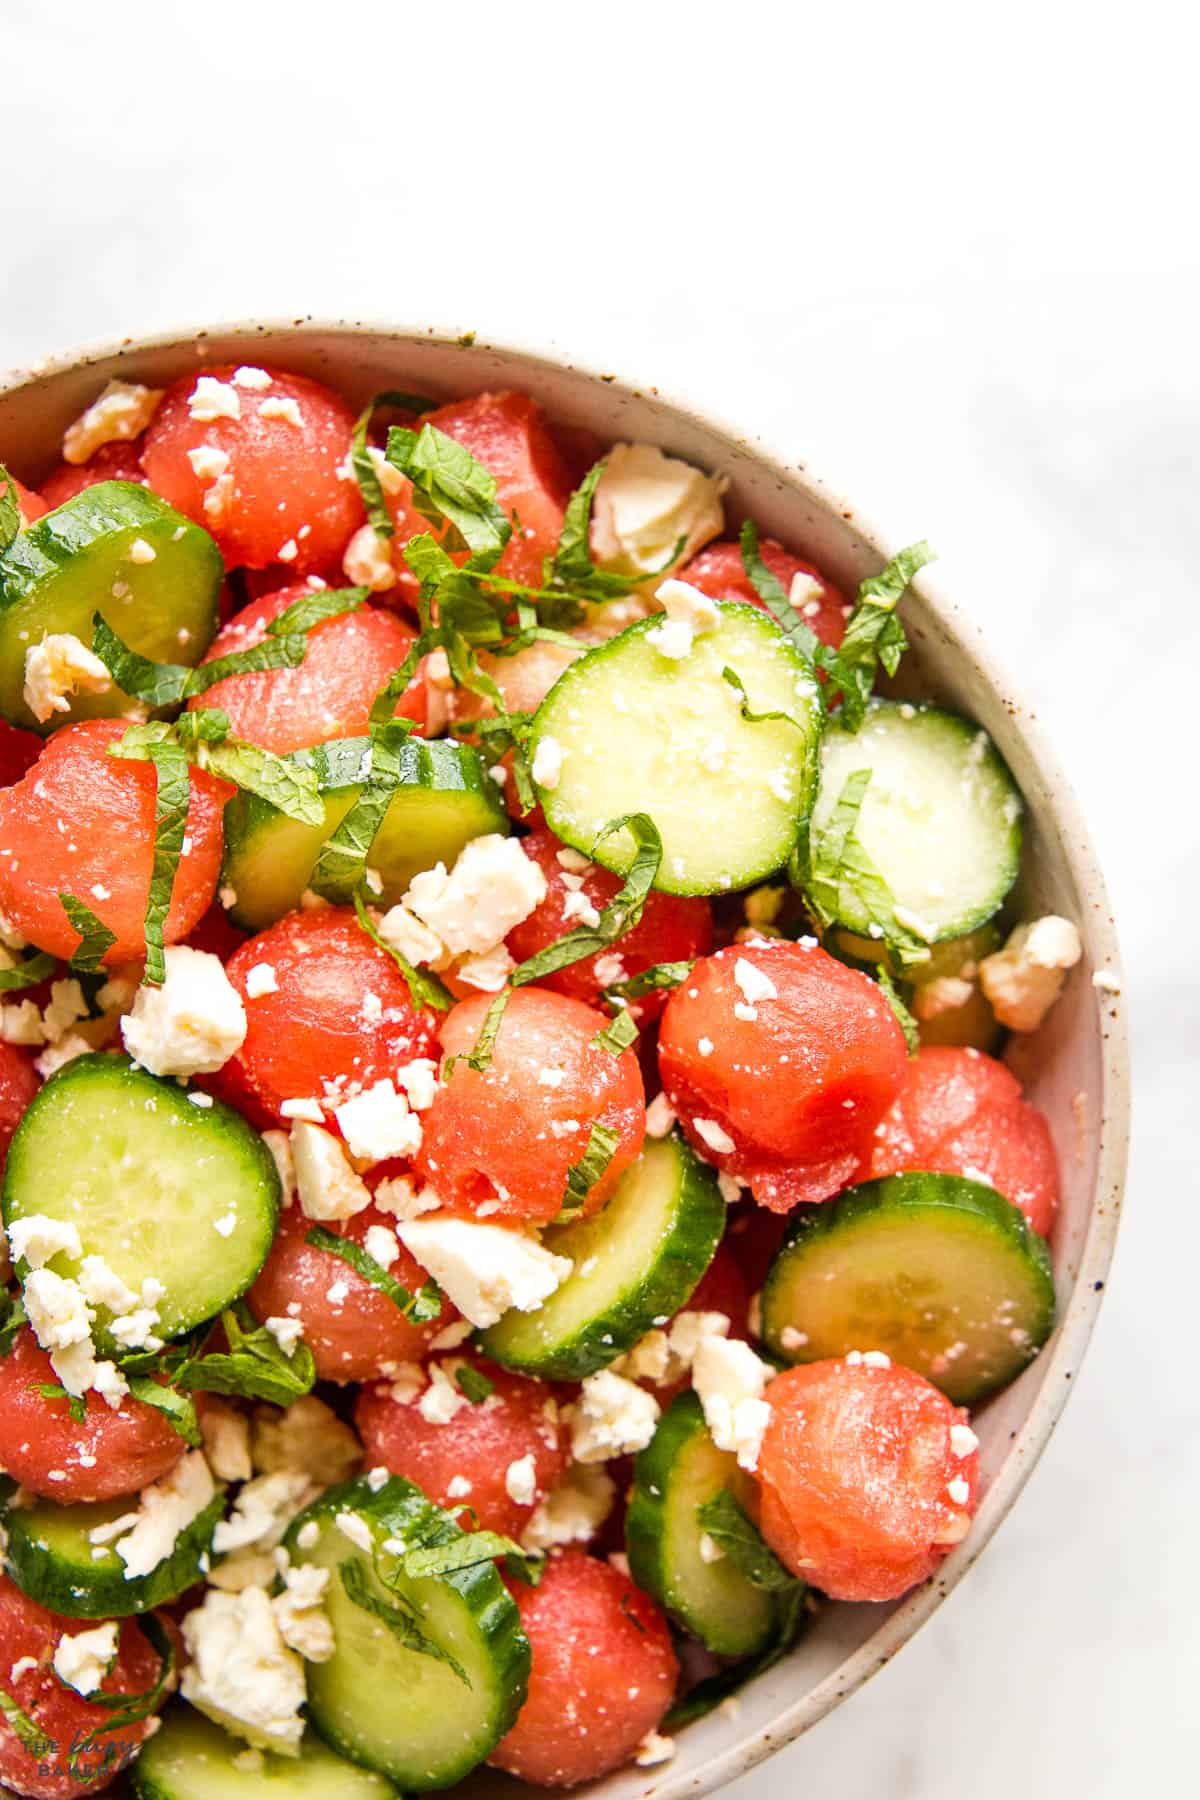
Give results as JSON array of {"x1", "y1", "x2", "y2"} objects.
[{"x1": 0, "y1": 324, "x2": 1129, "y2": 1800}]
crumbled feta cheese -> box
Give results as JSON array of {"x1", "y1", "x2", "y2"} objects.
[
  {"x1": 429, "y1": 1318, "x2": 474, "y2": 1351},
  {"x1": 733, "y1": 957, "x2": 778, "y2": 1005},
  {"x1": 23, "y1": 1268, "x2": 95, "y2": 1394},
  {"x1": 23, "y1": 633, "x2": 112, "y2": 724},
  {"x1": 112, "y1": 1452, "x2": 216, "y2": 1579},
  {"x1": 590, "y1": 445, "x2": 726, "y2": 580},
  {"x1": 692, "y1": 1116, "x2": 736, "y2": 1156},
  {"x1": 912, "y1": 975, "x2": 975, "y2": 1020},
  {"x1": 645, "y1": 1093, "x2": 677, "y2": 1139},
  {"x1": 394, "y1": 1058, "x2": 439, "y2": 1112},
  {"x1": 232, "y1": 366, "x2": 273, "y2": 390},
  {"x1": 949, "y1": 1423, "x2": 979, "y2": 1459},
  {"x1": 531, "y1": 735, "x2": 564, "y2": 790},
  {"x1": 200, "y1": 1398, "x2": 253, "y2": 1483},
  {"x1": 250, "y1": 1395, "x2": 361, "y2": 1486},
  {"x1": 571, "y1": 1370, "x2": 661, "y2": 1463},
  {"x1": 62, "y1": 381, "x2": 162, "y2": 463},
  {"x1": 375, "y1": 902, "x2": 446, "y2": 968},
  {"x1": 9, "y1": 1657, "x2": 39, "y2": 1683},
  {"x1": 181, "y1": 1586, "x2": 306, "y2": 1755},
  {"x1": 342, "y1": 523, "x2": 396, "y2": 592},
  {"x1": 733, "y1": 1002, "x2": 758, "y2": 1023},
  {"x1": 1, "y1": 1000, "x2": 45, "y2": 1046},
  {"x1": 213, "y1": 1471, "x2": 315, "y2": 1557},
  {"x1": 845, "y1": 1348, "x2": 891, "y2": 1369},
  {"x1": 325, "y1": 1279, "x2": 349, "y2": 1306},
  {"x1": 693, "y1": 1336, "x2": 772, "y2": 1471},
  {"x1": 291, "y1": 1121, "x2": 372, "y2": 1221},
  {"x1": 34, "y1": 1032, "x2": 92, "y2": 1080},
  {"x1": 187, "y1": 444, "x2": 230, "y2": 482},
  {"x1": 979, "y1": 915, "x2": 1083, "y2": 1032},
  {"x1": 403, "y1": 836, "x2": 546, "y2": 957},
  {"x1": 779, "y1": 1326, "x2": 808, "y2": 1351},
  {"x1": 946, "y1": 1476, "x2": 970, "y2": 1506},
  {"x1": 455, "y1": 943, "x2": 515, "y2": 992},
  {"x1": 447, "y1": 1474, "x2": 473, "y2": 1499},
  {"x1": 188, "y1": 377, "x2": 241, "y2": 422},
  {"x1": 264, "y1": 1316, "x2": 304, "y2": 1356},
  {"x1": 6, "y1": 1213, "x2": 83, "y2": 1270},
  {"x1": 521, "y1": 1462, "x2": 616, "y2": 1550},
  {"x1": 635, "y1": 1730, "x2": 676, "y2": 1768},
  {"x1": 363, "y1": 1224, "x2": 399, "y2": 1270},
  {"x1": 417, "y1": 1362, "x2": 469, "y2": 1425},
  {"x1": 273, "y1": 1562, "x2": 334, "y2": 1662},
  {"x1": 262, "y1": 1130, "x2": 296, "y2": 1205},
  {"x1": 372, "y1": 1174, "x2": 442, "y2": 1221},
  {"x1": 280, "y1": 1097, "x2": 324, "y2": 1123},
  {"x1": 561, "y1": 889, "x2": 602, "y2": 928},
  {"x1": 52, "y1": 1621, "x2": 118, "y2": 1697},
  {"x1": 335, "y1": 1510, "x2": 374, "y2": 1553},
  {"x1": 396, "y1": 1218, "x2": 572, "y2": 1329},
  {"x1": 334, "y1": 1079, "x2": 421, "y2": 1166},
  {"x1": 244, "y1": 962, "x2": 278, "y2": 999},
  {"x1": 258, "y1": 396, "x2": 303, "y2": 427},
  {"x1": 698, "y1": 1532, "x2": 725, "y2": 1565},
  {"x1": 121, "y1": 947, "x2": 247, "y2": 1078},
  {"x1": 505, "y1": 1454, "x2": 538, "y2": 1507}
]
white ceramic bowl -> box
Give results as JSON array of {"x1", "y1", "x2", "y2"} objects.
[{"x1": 0, "y1": 323, "x2": 1130, "y2": 1800}]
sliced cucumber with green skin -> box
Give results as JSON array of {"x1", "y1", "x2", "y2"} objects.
[
  {"x1": 2, "y1": 1053, "x2": 280, "y2": 1346},
  {"x1": 529, "y1": 601, "x2": 821, "y2": 896},
  {"x1": 627, "y1": 1392, "x2": 778, "y2": 1658},
  {"x1": 479, "y1": 1133, "x2": 725, "y2": 1381},
  {"x1": 3, "y1": 1485, "x2": 225, "y2": 1618},
  {"x1": 761, "y1": 1172, "x2": 1056, "y2": 1405},
  {"x1": 282, "y1": 1474, "x2": 528, "y2": 1791},
  {"x1": 134, "y1": 1706, "x2": 401, "y2": 1799},
  {"x1": 221, "y1": 735, "x2": 509, "y2": 930},
  {"x1": 813, "y1": 700, "x2": 1023, "y2": 942},
  {"x1": 0, "y1": 482, "x2": 222, "y2": 731}
]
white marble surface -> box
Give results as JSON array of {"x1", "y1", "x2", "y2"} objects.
[{"x1": 2, "y1": 3, "x2": 1194, "y2": 1793}]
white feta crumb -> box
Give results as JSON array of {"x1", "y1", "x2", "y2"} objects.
[
  {"x1": 250, "y1": 1395, "x2": 361, "y2": 1487},
  {"x1": 6, "y1": 1213, "x2": 83, "y2": 1270},
  {"x1": 693, "y1": 1336, "x2": 772, "y2": 1471},
  {"x1": 187, "y1": 444, "x2": 230, "y2": 483},
  {"x1": 273, "y1": 1562, "x2": 335, "y2": 1663},
  {"x1": 979, "y1": 916, "x2": 1083, "y2": 1032},
  {"x1": 23, "y1": 633, "x2": 112, "y2": 724},
  {"x1": 698, "y1": 1532, "x2": 725, "y2": 1565},
  {"x1": 404, "y1": 836, "x2": 547, "y2": 957},
  {"x1": 733, "y1": 957, "x2": 778, "y2": 1005},
  {"x1": 62, "y1": 381, "x2": 162, "y2": 464},
  {"x1": 121, "y1": 947, "x2": 247, "y2": 1079},
  {"x1": 280, "y1": 1097, "x2": 324, "y2": 1123},
  {"x1": 531, "y1": 735, "x2": 564, "y2": 791},
  {"x1": 181, "y1": 1585, "x2": 306, "y2": 1754},
  {"x1": 396, "y1": 1218, "x2": 571, "y2": 1329},
  {"x1": 556, "y1": 847, "x2": 592, "y2": 873},
  {"x1": 949, "y1": 1423, "x2": 979, "y2": 1458},
  {"x1": 112, "y1": 1452, "x2": 216, "y2": 1579},
  {"x1": 291, "y1": 1121, "x2": 372, "y2": 1221},
  {"x1": 521, "y1": 1462, "x2": 616, "y2": 1551},
  {"x1": 334, "y1": 1080, "x2": 421, "y2": 1166},
  {"x1": 571, "y1": 1369, "x2": 661, "y2": 1463},
  {"x1": 372, "y1": 1175, "x2": 442, "y2": 1222},
  {"x1": 232, "y1": 366, "x2": 273, "y2": 390},
  {"x1": 635, "y1": 1730, "x2": 676, "y2": 1768},
  {"x1": 455, "y1": 943, "x2": 515, "y2": 993},
  {"x1": 264, "y1": 1316, "x2": 304, "y2": 1356},
  {"x1": 52, "y1": 1621, "x2": 118, "y2": 1697},
  {"x1": 447, "y1": 1474, "x2": 473, "y2": 1500},
  {"x1": 258, "y1": 396, "x2": 304, "y2": 427},
  {"x1": 244, "y1": 962, "x2": 278, "y2": 999},
  {"x1": 363, "y1": 1224, "x2": 399, "y2": 1269},
  {"x1": 947, "y1": 1476, "x2": 970, "y2": 1505},
  {"x1": 200, "y1": 1399, "x2": 253, "y2": 1483},
  {"x1": 342, "y1": 524, "x2": 396, "y2": 593},
  {"x1": 692, "y1": 1116, "x2": 736, "y2": 1156},
  {"x1": 188, "y1": 377, "x2": 241, "y2": 422},
  {"x1": 645, "y1": 1092, "x2": 677, "y2": 1139},
  {"x1": 505, "y1": 1453, "x2": 538, "y2": 1506},
  {"x1": 591, "y1": 444, "x2": 726, "y2": 581},
  {"x1": 375, "y1": 902, "x2": 445, "y2": 968}
]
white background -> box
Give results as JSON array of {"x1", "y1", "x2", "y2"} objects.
[{"x1": 3, "y1": 3, "x2": 1195, "y2": 1793}]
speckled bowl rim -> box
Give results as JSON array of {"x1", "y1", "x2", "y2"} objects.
[{"x1": 0, "y1": 320, "x2": 1130, "y2": 1799}]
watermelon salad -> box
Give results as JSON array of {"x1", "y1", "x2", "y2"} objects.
[{"x1": 0, "y1": 368, "x2": 1100, "y2": 1797}]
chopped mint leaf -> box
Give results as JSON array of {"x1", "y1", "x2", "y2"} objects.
[
  {"x1": 309, "y1": 719, "x2": 414, "y2": 905},
  {"x1": 142, "y1": 739, "x2": 190, "y2": 986},
  {"x1": 124, "y1": 1375, "x2": 202, "y2": 1445},
  {"x1": 385, "y1": 423, "x2": 511, "y2": 560},
  {"x1": 0, "y1": 468, "x2": 21, "y2": 555},
  {"x1": 401, "y1": 1529, "x2": 525, "y2": 1580},
  {"x1": 176, "y1": 1301, "x2": 315, "y2": 1406},
  {"x1": 876, "y1": 965, "x2": 920, "y2": 1054},
  {"x1": 0, "y1": 950, "x2": 57, "y2": 992},
  {"x1": 350, "y1": 394, "x2": 435, "y2": 538},
  {"x1": 34, "y1": 1381, "x2": 87, "y2": 1424},
  {"x1": 602, "y1": 960, "x2": 692, "y2": 1002},
  {"x1": 560, "y1": 1122, "x2": 620, "y2": 1219},
  {"x1": 304, "y1": 1226, "x2": 442, "y2": 1323},
  {"x1": 59, "y1": 893, "x2": 117, "y2": 974},
  {"x1": 802, "y1": 768, "x2": 928, "y2": 970},
  {"x1": 339, "y1": 1558, "x2": 469, "y2": 1684},
  {"x1": 454, "y1": 1364, "x2": 495, "y2": 1404},
  {"x1": 593, "y1": 1007, "x2": 639, "y2": 1056},
  {"x1": 695, "y1": 1489, "x2": 804, "y2": 1592},
  {"x1": 352, "y1": 891, "x2": 453, "y2": 1014},
  {"x1": 0, "y1": 1291, "x2": 28, "y2": 1356}
]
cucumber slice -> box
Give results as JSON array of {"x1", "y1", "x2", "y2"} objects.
[
  {"x1": 134, "y1": 1706, "x2": 401, "y2": 1799},
  {"x1": 0, "y1": 482, "x2": 222, "y2": 731},
  {"x1": 529, "y1": 602, "x2": 821, "y2": 896},
  {"x1": 282, "y1": 1475, "x2": 528, "y2": 1791},
  {"x1": 626, "y1": 1392, "x2": 777, "y2": 1657},
  {"x1": 2, "y1": 1053, "x2": 280, "y2": 1345},
  {"x1": 761, "y1": 1172, "x2": 1056, "y2": 1404},
  {"x1": 3, "y1": 1485, "x2": 225, "y2": 1618},
  {"x1": 812, "y1": 700, "x2": 1022, "y2": 942},
  {"x1": 479, "y1": 1133, "x2": 725, "y2": 1381},
  {"x1": 221, "y1": 736, "x2": 509, "y2": 931}
]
